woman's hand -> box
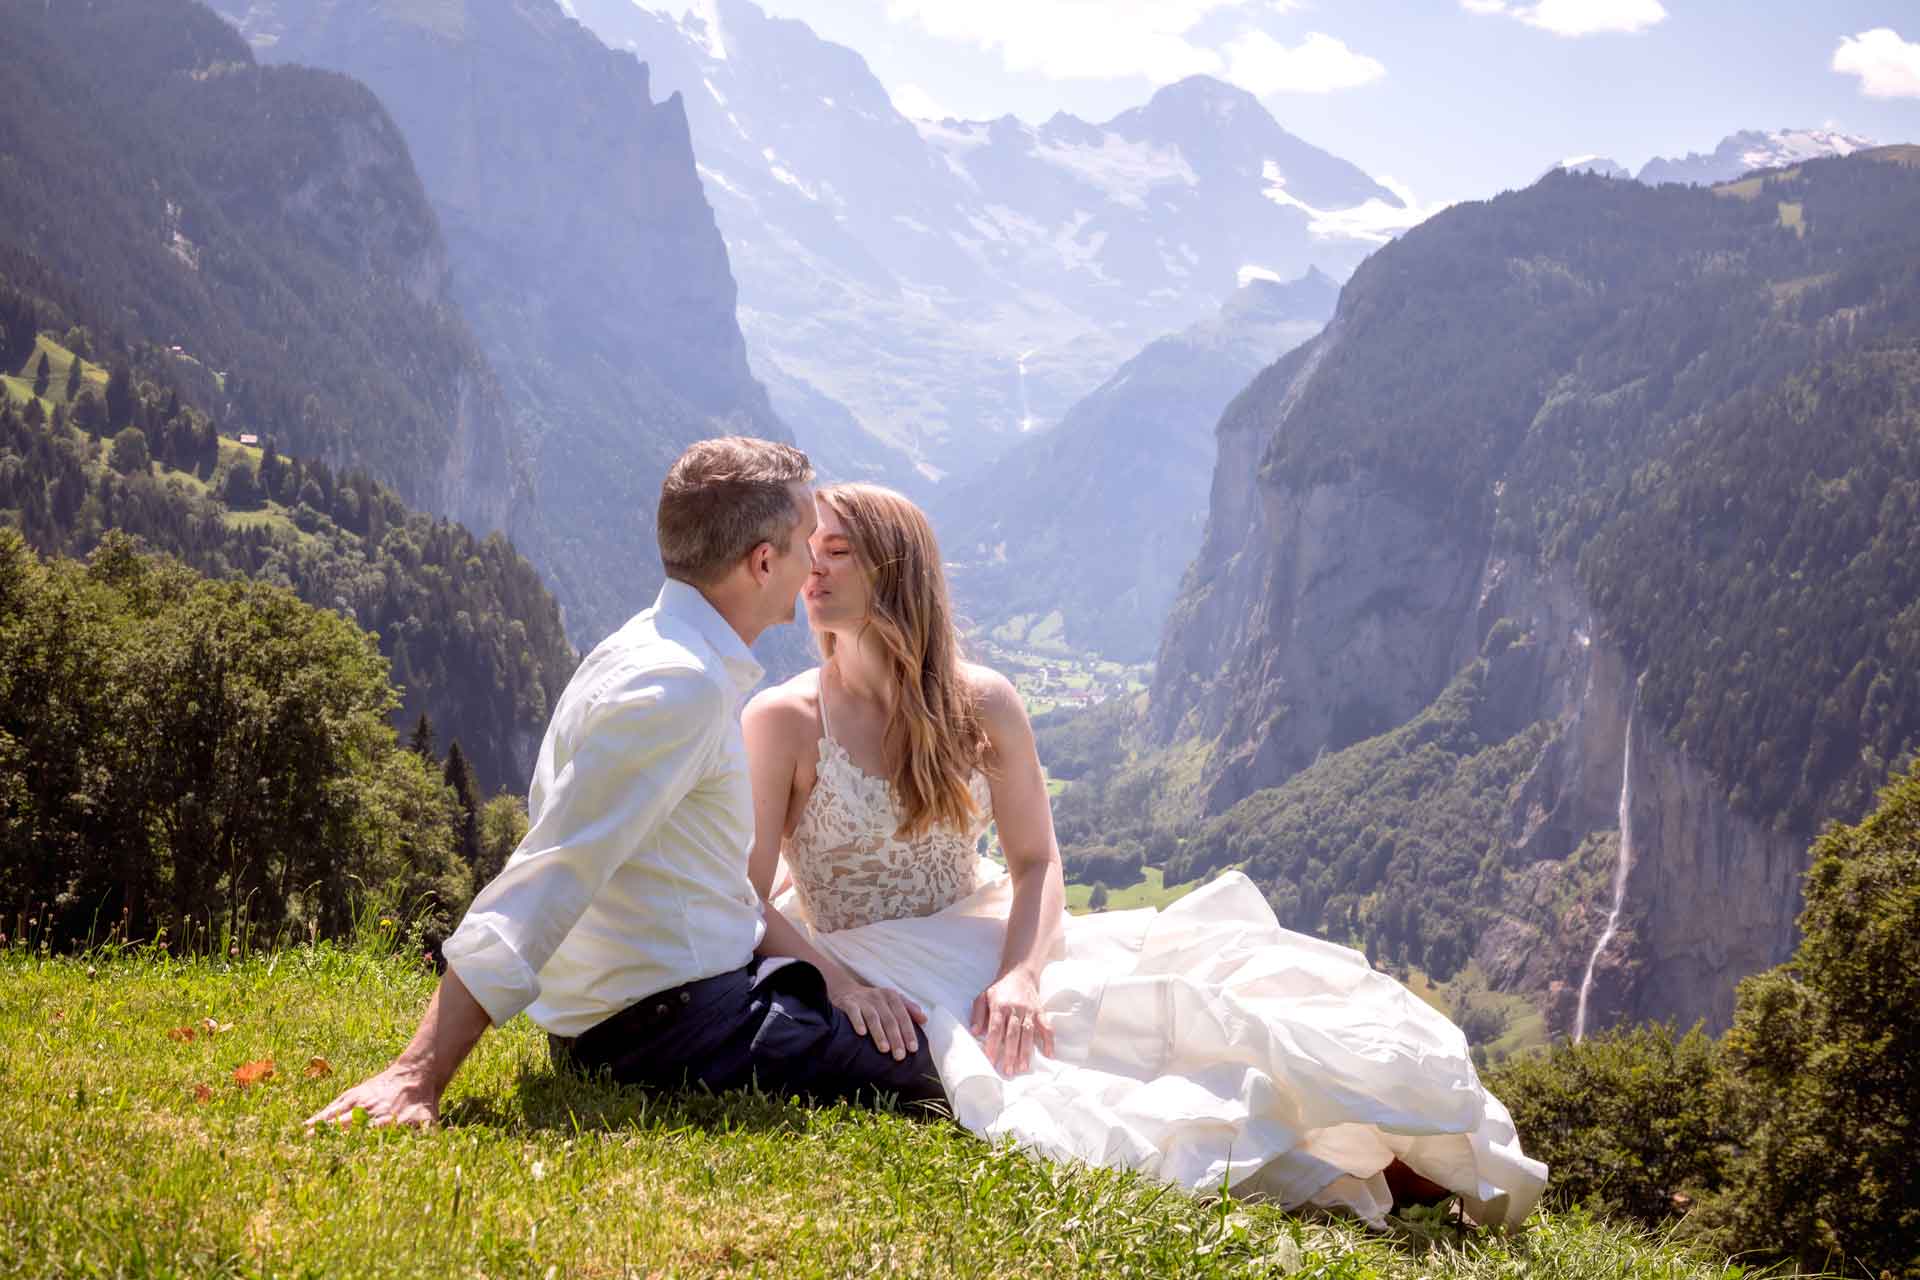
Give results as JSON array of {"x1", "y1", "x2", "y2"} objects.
[
  {"x1": 972, "y1": 968, "x2": 1052, "y2": 1076},
  {"x1": 830, "y1": 981, "x2": 928, "y2": 1061}
]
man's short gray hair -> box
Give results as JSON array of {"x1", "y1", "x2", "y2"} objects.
[{"x1": 658, "y1": 436, "x2": 814, "y2": 585}]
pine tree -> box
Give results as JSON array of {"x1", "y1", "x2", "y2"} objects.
[
  {"x1": 442, "y1": 741, "x2": 482, "y2": 866},
  {"x1": 408, "y1": 713, "x2": 436, "y2": 761},
  {"x1": 64, "y1": 353, "x2": 82, "y2": 400},
  {"x1": 258, "y1": 437, "x2": 284, "y2": 503},
  {"x1": 32, "y1": 352, "x2": 51, "y2": 398},
  {"x1": 105, "y1": 362, "x2": 134, "y2": 429}
]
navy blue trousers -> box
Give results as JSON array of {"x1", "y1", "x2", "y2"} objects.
[{"x1": 555, "y1": 957, "x2": 945, "y2": 1110}]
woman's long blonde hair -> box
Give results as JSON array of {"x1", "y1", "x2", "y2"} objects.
[{"x1": 815, "y1": 483, "x2": 987, "y2": 838}]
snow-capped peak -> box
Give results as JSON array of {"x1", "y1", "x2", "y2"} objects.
[{"x1": 641, "y1": 0, "x2": 727, "y2": 60}]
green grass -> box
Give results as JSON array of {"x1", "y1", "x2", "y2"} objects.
[
  {"x1": 4, "y1": 336, "x2": 107, "y2": 412},
  {"x1": 1392, "y1": 965, "x2": 1550, "y2": 1062},
  {"x1": 222, "y1": 506, "x2": 299, "y2": 536},
  {"x1": 0, "y1": 943, "x2": 1770, "y2": 1279},
  {"x1": 1065, "y1": 866, "x2": 1202, "y2": 914}
]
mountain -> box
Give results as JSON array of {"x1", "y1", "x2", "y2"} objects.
[
  {"x1": 0, "y1": 0, "x2": 577, "y2": 790},
  {"x1": 1145, "y1": 150, "x2": 1920, "y2": 1037},
  {"x1": 939, "y1": 270, "x2": 1338, "y2": 661},
  {"x1": 222, "y1": 0, "x2": 792, "y2": 647},
  {"x1": 0, "y1": 0, "x2": 520, "y2": 540},
  {"x1": 567, "y1": 0, "x2": 1423, "y2": 480},
  {"x1": 1636, "y1": 128, "x2": 1874, "y2": 186},
  {"x1": 1549, "y1": 155, "x2": 1629, "y2": 179}
]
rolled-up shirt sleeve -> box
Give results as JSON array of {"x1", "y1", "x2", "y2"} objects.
[{"x1": 441, "y1": 665, "x2": 726, "y2": 1026}]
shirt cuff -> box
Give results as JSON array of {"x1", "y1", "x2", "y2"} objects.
[{"x1": 441, "y1": 913, "x2": 542, "y2": 1027}]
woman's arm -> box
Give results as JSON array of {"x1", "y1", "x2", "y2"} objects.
[
  {"x1": 970, "y1": 667, "x2": 1067, "y2": 1076},
  {"x1": 742, "y1": 690, "x2": 926, "y2": 1061}
]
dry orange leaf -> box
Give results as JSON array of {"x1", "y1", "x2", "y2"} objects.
[
  {"x1": 192, "y1": 1083, "x2": 213, "y2": 1104},
  {"x1": 167, "y1": 1026, "x2": 197, "y2": 1043},
  {"x1": 303, "y1": 1057, "x2": 332, "y2": 1079},
  {"x1": 232, "y1": 1058, "x2": 275, "y2": 1088}
]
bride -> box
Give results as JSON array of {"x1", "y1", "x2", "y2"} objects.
[{"x1": 743, "y1": 482, "x2": 1547, "y2": 1228}]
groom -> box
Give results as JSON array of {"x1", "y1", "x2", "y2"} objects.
[{"x1": 308, "y1": 436, "x2": 942, "y2": 1130}]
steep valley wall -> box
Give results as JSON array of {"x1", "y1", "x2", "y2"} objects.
[{"x1": 1153, "y1": 339, "x2": 1809, "y2": 1033}]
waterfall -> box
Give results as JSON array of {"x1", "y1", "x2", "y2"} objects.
[
  {"x1": 1574, "y1": 688, "x2": 1637, "y2": 1042},
  {"x1": 1016, "y1": 349, "x2": 1036, "y2": 432}
]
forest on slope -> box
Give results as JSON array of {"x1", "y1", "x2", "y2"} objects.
[
  {"x1": 0, "y1": 250, "x2": 574, "y2": 795},
  {"x1": 1166, "y1": 151, "x2": 1920, "y2": 833}
]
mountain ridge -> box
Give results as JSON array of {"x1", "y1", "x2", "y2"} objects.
[{"x1": 571, "y1": 0, "x2": 1426, "y2": 482}]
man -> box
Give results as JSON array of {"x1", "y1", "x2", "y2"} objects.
[{"x1": 308, "y1": 437, "x2": 941, "y2": 1130}]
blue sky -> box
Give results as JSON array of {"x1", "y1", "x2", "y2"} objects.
[{"x1": 743, "y1": 0, "x2": 1920, "y2": 206}]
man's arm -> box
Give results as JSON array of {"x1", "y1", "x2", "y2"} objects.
[
  {"x1": 305, "y1": 968, "x2": 492, "y2": 1129},
  {"x1": 309, "y1": 667, "x2": 726, "y2": 1128}
]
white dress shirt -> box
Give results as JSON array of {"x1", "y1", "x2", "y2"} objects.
[{"x1": 441, "y1": 579, "x2": 767, "y2": 1036}]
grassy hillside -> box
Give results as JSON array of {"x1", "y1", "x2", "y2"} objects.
[{"x1": 0, "y1": 941, "x2": 1760, "y2": 1280}]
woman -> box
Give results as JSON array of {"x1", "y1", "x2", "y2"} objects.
[{"x1": 743, "y1": 483, "x2": 1546, "y2": 1228}]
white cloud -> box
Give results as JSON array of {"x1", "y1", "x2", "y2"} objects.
[
  {"x1": 1224, "y1": 30, "x2": 1385, "y2": 94},
  {"x1": 1833, "y1": 28, "x2": 1920, "y2": 99},
  {"x1": 889, "y1": 81, "x2": 954, "y2": 120},
  {"x1": 883, "y1": 0, "x2": 1232, "y2": 82},
  {"x1": 880, "y1": 0, "x2": 1382, "y2": 91},
  {"x1": 1461, "y1": 0, "x2": 1667, "y2": 37}
]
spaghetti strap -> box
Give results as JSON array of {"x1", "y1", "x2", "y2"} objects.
[{"x1": 816, "y1": 669, "x2": 834, "y2": 742}]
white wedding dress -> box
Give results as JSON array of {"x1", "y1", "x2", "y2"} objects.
[{"x1": 774, "y1": 690, "x2": 1547, "y2": 1229}]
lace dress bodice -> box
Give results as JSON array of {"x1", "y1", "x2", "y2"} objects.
[{"x1": 784, "y1": 682, "x2": 993, "y2": 934}]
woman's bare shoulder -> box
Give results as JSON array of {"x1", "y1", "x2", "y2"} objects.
[
  {"x1": 743, "y1": 668, "x2": 822, "y2": 743},
  {"x1": 960, "y1": 662, "x2": 1024, "y2": 723}
]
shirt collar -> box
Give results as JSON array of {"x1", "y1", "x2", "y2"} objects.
[{"x1": 654, "y1": 578, "x2": 765, "y2": 697}]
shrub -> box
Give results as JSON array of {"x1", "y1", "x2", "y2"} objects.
[
  {"x1": 1707, "y1": 758, "x2": 1920, "y2": 1278},
  {"x1": 1483, "y1": 1022, "x2": 1733, "y2": 1226}
]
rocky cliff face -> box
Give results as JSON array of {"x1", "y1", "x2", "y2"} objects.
[
  {"x1": 170, "y1": 59, "x2": 520, "y2": 535},
  {"x1": 227, "y1": 0, "x2": 788, "y2": 645},
  {"x1": 1156, "y1": 409, "x2": 1809, "y2": 1032}
]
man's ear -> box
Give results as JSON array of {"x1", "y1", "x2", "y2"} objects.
[{"x1": 748, "y1": 541, "x2": 774, "y2": 584}]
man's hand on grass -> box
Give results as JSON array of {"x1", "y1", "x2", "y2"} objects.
[
  {"x1": 305, "y1": 1061, "x2": 441, "y2": 1131},
  {"x1": 304, "y1": 969, "x2": 491, "y2": 1134}
]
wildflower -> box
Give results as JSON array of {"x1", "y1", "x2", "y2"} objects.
[
  {"x1": 379, "y1": 917, "x2": 396, "y2": 929},
  {"x1": 530, "y1": 1160, "x2": 547, "y2": 1182}
]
